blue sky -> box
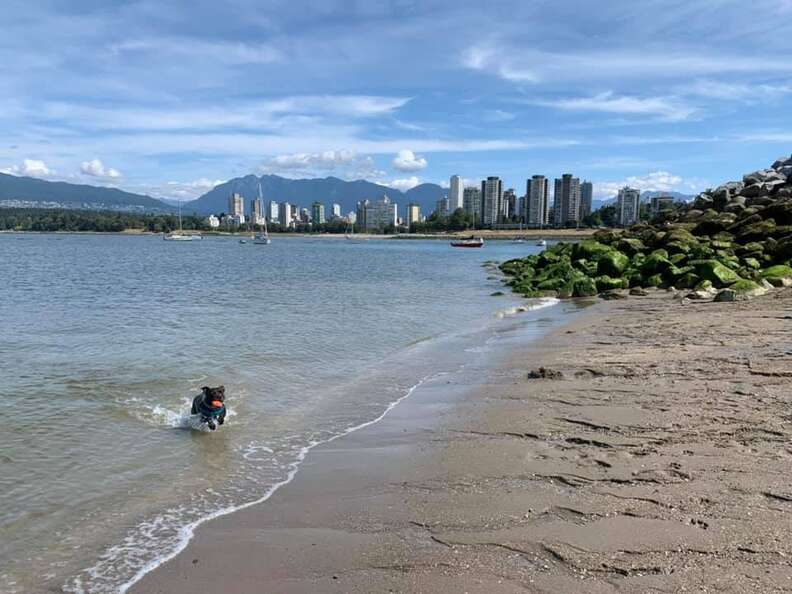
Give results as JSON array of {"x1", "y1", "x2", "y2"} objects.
[{"x1": 2, "y1": 0, "x2": 792, "y2": 200}]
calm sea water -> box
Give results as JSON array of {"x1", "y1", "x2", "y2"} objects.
[{"x1": 0, "y1": 233, "x2": 565, "y2": 593}]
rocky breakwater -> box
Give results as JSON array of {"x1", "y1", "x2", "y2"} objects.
[{"x1": 500, "y1": 155, "x2": 792, "y2": 302}]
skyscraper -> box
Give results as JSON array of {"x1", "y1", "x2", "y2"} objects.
[
  {"x1": 463, "y1": 186, "x2": 481, "y2": 224},
  {"x1": 436, "y1": 197, "x2": 450, "y2": 219},
  {"x1": 228, "y1": 192, "x2": 244, "y2": 218},
  {"x1": 553, "y1": 174, "x2": 581, "y2": 227},
  {"x1": 481, "y1": 176, "x2": 503, "y2": 228},
  {"x1": 617, "y1": 186, "x2": 641, "y2": 227},
  {"x1": 250, "y1": 198, "x2": 263, "y2": 225},
  {"x1": 279, "y1": 201, "x2": 292, "y2": 227},
  {"x1": 360, "y1": 196, "x2": 398, "y2": 231},
  {"x1": 311, "y1": 201, "x2": 326, "y2": 224},
  {"x1": 406, "y1": 203, "x2": 421, "y2": 229},
  {"x1": 502, "y1": 189, "x2": 517, "y2": 220},
  {"x1": 267, "y1": 200, "x2": 279, "y2": 222},
  {"x1": 525, "y1": 175, "x2": 549, "y2": 227},
  {"x1": 449, "y1": 175, "x2": 464, "y2": 211},
  {"x1": 331, "y1": 203, "x2": 342, "y2": 219},
  {"x1": 580, "y1": 181, "x2": 593, "y2": 220}
]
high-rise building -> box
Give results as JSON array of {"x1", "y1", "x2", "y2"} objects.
[
  {"x1": 502, "y1": 189, "x2": 517, "y2": 220},
  {"x1": 331, "y1": 203, "x2": 342, "y2": 219},
  {"x1": 553, "y1": 174, "x2": 581, "y2": 227},
  {"x1": 267, "y1": 201, "x2": 279, "y2": 222},
  {"x1": 359, "y1": 196, "x2": 398, "y2": 231},
  {"x1": 250, "y1": 198, "x2": 263, "y2": 225},
  {"x1": 279, "y1": 201, "x2": 292, "y2": 227},
  {"x1": 526, "y1": 175, "x2": 549, "y2": 227},
  {"x1": 229, "y1": 193, "x2": 244, "y2": 219},
  {"x1": 481, "y1": 176, "x2": 503, "y2": 228},
  {"x1": 290, "y1": 204, "x2": 298, "y2": 220},
  {"x1": 449, "y1": 175, "x2": 464, "y2": 211},
  {"x1": 311, "y1": 201, "x2": 326, "y2": 224},
  {"x1": 650, "y1": 195, "x2": 675, "y2": 215},
  {"x1": 356, "y1": 200, "x2": 369, "y2": 229},
  {"x1": 406, "y1": 203, "x2": 421, "y2": 229},
  {"x1": 580, "y1": 181, "x2": 593, "y2": 220},
  {"x1": 617, "y1": 186, "x2": 641, "y2": 227},
  {"x1": 463, "y1": 186, "x2": 482, "y2": 224},
  {"x1": 436, "y1": 197, "x2": 450, "y2": 219}
]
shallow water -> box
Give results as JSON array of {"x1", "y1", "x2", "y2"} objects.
[{"x1": 0, "y1": 234, "x2": 563, "y2": 592}]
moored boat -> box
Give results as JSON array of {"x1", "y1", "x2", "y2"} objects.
[{"x1": 451, "y1": 236, "x2": 484, "y2": 248}]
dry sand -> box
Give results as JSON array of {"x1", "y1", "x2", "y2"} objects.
[{"x1": 133, "y1": 289, "x2": 792, "y2": 593}]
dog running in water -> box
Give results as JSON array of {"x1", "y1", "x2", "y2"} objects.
[{"x1": 191, "y1": 385, "x2": 227, "y2": 431}]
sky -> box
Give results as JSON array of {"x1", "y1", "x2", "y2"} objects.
[{"x1": 2, "y1": 0, "x2": 792, "y2": 201}]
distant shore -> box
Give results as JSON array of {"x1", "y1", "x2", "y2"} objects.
[
  {"x1": 1, "y1": 228, "x2": 598, "y2": 240},
  {"x1": 132, "y1": 288, "x2": 792, "y2": 593}
]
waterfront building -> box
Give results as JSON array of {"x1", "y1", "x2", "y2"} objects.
[
  {"x1": 481, "y1": 176, "x2": 503, "y2": 228},
  {"x1": 279, "y1": 201, "x2": 292, "y2": 227},
  {"x1": 503, "y1": 188, "x2": 517, "y2": 220},
  {"x1": 580, "y1": 181, "x2": 593, "y2": 220},
  {"x1": 553, "y1": 174, "x2": 581, "y2": 227},
  {"x1": 250, "y1": 198, "x2": 263, "y2": 225},
  {"x1": 406, "y1": 203, "x2": 421, "y2": 229},
  {"x1": 463, "y1": 186, "x2": 482, "y2": 224},
  {"x1": 206, "y1": 214, "x2": 220, "y2": 228},
  {"x1": 449, "y1": 175, "x2": 464, "y2": 211},
  {"x1": 436, "y1": 196, "x2": 450, "y2": 219},
  {"x1": 331, "y1": 203, "x2": 342, "y2": 219},
  {"x1": 360, "y1": 195, "x2": 398, "y2": 231},
  {"x1": 526, "y1": 175, "x2": 549, "y2": 227},
  {"x1": 311, "y1": 201, "x2": 326, "y2": 224},
  {"x1": 651, "y1": 195, "x2": 675, "y2": 215},
  {"x1": 300, "y1": 208, "x2": 310, "y2": 224},
  {"x1": 290, "y1": 204, "x2": 298, "y2": 221},
  {"x1": 617, "y1": 186, "x2": 641, "y2": 227},
  {"x1": 267, "y1": 201, "x2": 279, "y2": 222},
  {"x1": 228, "y1": 192, "x2": 244, "y2": 218}
]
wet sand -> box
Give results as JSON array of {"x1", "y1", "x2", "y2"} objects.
[{"x1": 133, "y1": 289, "x2": 792, "y2": 593}]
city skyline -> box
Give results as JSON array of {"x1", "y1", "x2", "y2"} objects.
[{"x1": 1, "y1": 2, "x2": 791, "y2": 203}]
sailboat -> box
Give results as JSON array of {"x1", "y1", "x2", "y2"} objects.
[
  {"x1": 252, "y1": 182, "x2": 271, "y2": 245},
  {"x1": 164, "y1": 200, "x2": 199, "y2": 241}
]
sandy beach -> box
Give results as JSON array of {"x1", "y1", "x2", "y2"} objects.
[{"x1": 133, "y1": 288, "x2": 792, "y2": 594}]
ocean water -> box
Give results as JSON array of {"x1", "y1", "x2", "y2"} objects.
[{"x1": 0, "y1": 233, "x2": 566, "y2": 593}]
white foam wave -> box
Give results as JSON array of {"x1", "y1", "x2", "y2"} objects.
[
  {"x1": 494, "y1": 297, "x2": 559, "y2": 319},
  {"x1": 72, "y1": 375, "x2": 432, "y2": 594}
]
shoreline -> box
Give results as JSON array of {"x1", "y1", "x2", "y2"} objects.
[{"x1": 132, "y1": 288, "x2": 792, "y2": 593}]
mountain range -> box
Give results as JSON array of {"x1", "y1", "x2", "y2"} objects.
[
  {"x1": 181, "y1": 175, "x2": 447, "y2": 215},
  {"x1": 0, "y1": 172, "x2": 695, "y2": 216}
]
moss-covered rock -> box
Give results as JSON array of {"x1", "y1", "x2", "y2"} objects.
[
  {"x1": 617, "y1": 237, "x2": 646, "y2": 256},
  {"x1": 596, "y1": 251, "x2": 630, "y2": 277},
  {"x1": 760, "y1": 264, "x2": 792, "y2": 287},
  {"x1": 571, "y1": 240, "x2": 614, "y2": 262},
  {"x1": 572, "y1": 277, "x2": 598, "y2": 297},
  {"x1": 689, "y1": 259, "x2": 742, "y2": 287},
  {"x1": 595, "y1": 275, "x2": 628, "y2": 292}
]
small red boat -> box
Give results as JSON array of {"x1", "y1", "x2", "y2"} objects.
[{"x1": 451, "y1": 236, "x2": 484, "y2": 248}]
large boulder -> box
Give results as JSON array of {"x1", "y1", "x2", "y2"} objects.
[
  {"x1": 572, "y1": 277, "x2": 598, "y2": 297},
  {"x1": 595, "y1": 275, "x2": 628, "y2": 292},
  {"x1": 596, "y1": 251, "x2": 630, "y2": 276},
  {"x1": 641, "y1": 250, "x2": 673, "y2": 275},
  {"x1": 760, "y1": 264, "x2": 792, "y2": 287},
  {"x1": 571, "y1": 240, "x2": 614, "y2": 262},
  {"x1": 729, "y1": 279, "x2": 769, "y2": 298},
  {"x1": 689, "y1": 259, "x2": 742, "y2": 287}
]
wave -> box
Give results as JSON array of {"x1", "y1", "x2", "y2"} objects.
[{"x1": 494, "y1": 296, "x2": 560, "y2": 319}]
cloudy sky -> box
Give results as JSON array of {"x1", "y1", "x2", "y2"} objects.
[{"x1": 2, "y1": 0, "x2": 792, "y2": 200}]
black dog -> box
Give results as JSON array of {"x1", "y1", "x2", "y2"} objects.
[{"x1": 191, "y1": 385, "x2": 227, "y2": 431}]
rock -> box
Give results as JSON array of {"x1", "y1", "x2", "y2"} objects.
[
  {"x1": 599, "y1": 289, "x2": 629, "y2": 300},
  {"x1": 641, "y1": 251, "x2": 673, "y2": 275},
  {"x1": 528, "y1": 367, "x2": 563, "y2": 380},
  {"x1": 771, "y1": 155, "x2": 792, "y2": 170},
  {"x1": 629, "y1": 287, "x2": 649, "y2": 296},
  {"x1": 713, "y1": 288, "x2": 736, "y2": 302},
  {"x1": 490, "y1": 291, "x2": 505, "y2": 296},
  {"x1": 740, "y1": 183, "x2": 766, "y2": 198},
  {"x1": 736, "y1": 219, "x2": 776, "y2": 243},
  {"x1": 763, "y1": 200, "x2": 792, "y2": 225},
  {"x1": 729, "y1": 279, "x2": 768, "y2": 298},
  {"x1": 686, "y1": 288, "x2": 716, "y2": 300},
  {"x1": 693, "y1": 194, "x2": 714, "y2": 210},
  {"x1": 572, "y1": 277, "x2": 598, "y2": 297},
  {"x1": 760, "y1": 264, "x2": 792, "y2": 287},
  {"x1": 617, "y1": 237, "x2": 646, "y2": 256},
  {"x1": 743, "y1": 169, "x2": 786, "y2": 185},
  {"x1": 595, "y1": 275, "x2": 628, "y2": 292},
  {"x1": 571, "y1": 240, "x2": 614, "y2": 262},
  {"x1": 597, "y1": 251, "x2": 630, "y2": 276},
  {"x1": 689, "y1": 259, "x2": 742, "y2": 287}
]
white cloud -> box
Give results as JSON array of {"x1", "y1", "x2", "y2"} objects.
[
  {"x1": 594, "y1": 171, "x2": 703, "y2": 198},
  {"x1": 462, "y1": 44, "x2": 792, "y2": 84},
  {"x1": 152, "y1": 178, "x2": 226, "y2": 199},
  {"x1": 386, "y1": 176, "x2": 421, "y2": 191},
  {"x1": 391, "y1": 149, "x2": 427, "y2": 172},
  {"x1": 80, "y1": 158, "x2": 121, "y2": 179},
  {"x1": 535, "y1": 92, "x2": 695, "y2": 121},
  {"x1": 682, "y1": 79, "x2": 792, "y2": 102},
  {"x1": 1, "y1": 158, "x2": 54, "y2": 178},
  {"x1": 111, "y1": 38, "x2": 283, "y2": 65},
  {"x1": 262, "y1": 149, "x2": 360, "y2": 171}
]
